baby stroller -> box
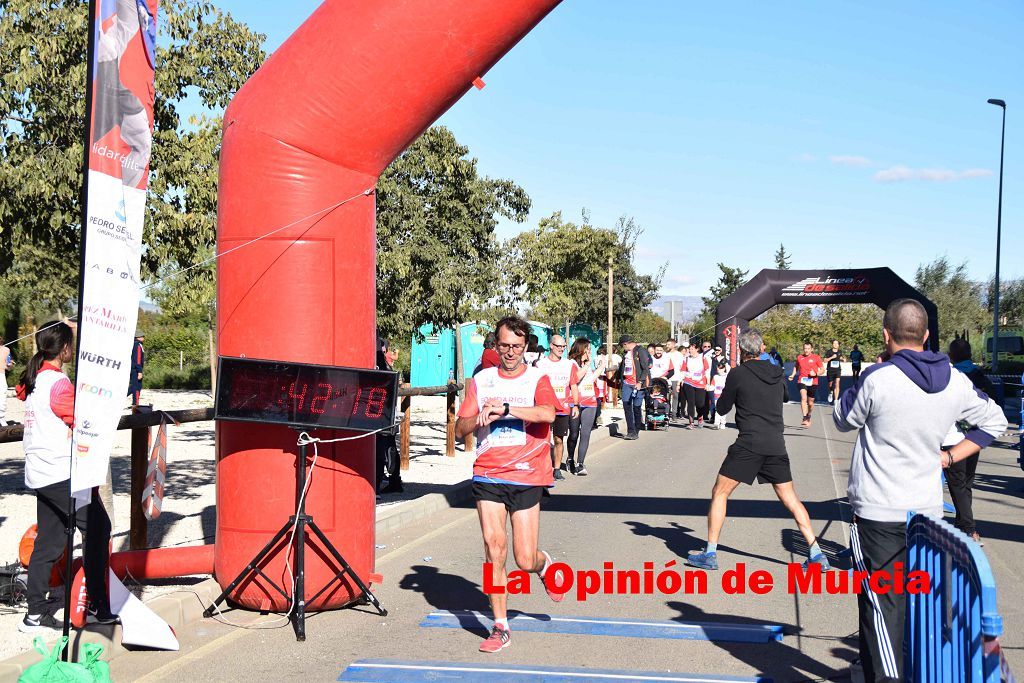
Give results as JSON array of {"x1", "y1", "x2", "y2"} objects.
[{"x1": 645, "y1": 377, "x2": 671, "y2": 431}]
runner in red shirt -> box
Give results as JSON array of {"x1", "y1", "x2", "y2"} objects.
[
  {"x1": 455, "y1": 316, "x2": 565, "y2": 654},
  {"x1": 787, "y1": 342, "x2": 824, "y2": 428}
]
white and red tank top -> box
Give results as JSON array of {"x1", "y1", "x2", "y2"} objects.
[
  {"x1": 458, "y1": 365, "x2": 559, "y2": 487},
  {"x1": 622, "y1": 351, "x2": 636, "y2": 385},
  {"x1": 682, "y1": 354, "x2": 709, "y2": 389},
  {"x1": 569, "y1": 361, "x2": 598, "y2": 408},
  {"x1": 534, "y1": 355, "x2": 573, "y2": 415},
  {"x1": 650, "y1": 355, "x2": 671, "y2": 379}
]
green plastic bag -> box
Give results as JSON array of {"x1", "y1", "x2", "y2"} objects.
[
  {"x1": 80, "y1": 644, "x2": 110, "y2": 683},
  {"x1": 18, "y1": 637, "x2": 111, "y2": 683}
]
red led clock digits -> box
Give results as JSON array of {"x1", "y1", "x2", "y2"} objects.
[
  {"x1": 287, "y1": 382, "x2": 308, "y2": 410},
  {"x1": 309, "y1": 383, "x2": 332, "y2": 415},
  {"x1": 352, "y1": 386, "x2": 388, "y2": 418},
  {"x1": 365, "y1": 387, "x2": 387, "y2": 418}
]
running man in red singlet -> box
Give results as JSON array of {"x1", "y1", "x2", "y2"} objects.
[
  {"x1": 455, "y1": 316, "x2": 565, "y2": 654},
  {"x1": 788, "y1": 341, "x2": 824, "y2": 428}
]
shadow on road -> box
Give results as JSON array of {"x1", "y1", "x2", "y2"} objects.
[
  {"x1": 666, "y1": 600, "x2": 857, "y2": 682},
  {"x1": 780, "y1": 527, "x2": 852, "y2": 571},
  {"x1": 972, "y1": 472, "x2": 1024, "y2": 499},
  {"x1": 626, "y1": 520, "x2": 790, "y2": 568},
  {"x1": 544, "y1": 493, "x2": 846, "y2": 522},
  {"x1": 399, "y1": 565, "x2": 489, "y2": 635}
]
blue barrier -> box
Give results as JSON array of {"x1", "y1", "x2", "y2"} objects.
[
  {"x1": 906, "y1": 513, "x2": 1013, "y2": 682},
  {"x1": 1019, "y1": 373, "x2": 1023, "y2": 472}
]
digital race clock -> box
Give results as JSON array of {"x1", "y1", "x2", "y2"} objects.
[{"x1": 214, "y1": 357, "x2": 399, "y2": 432}]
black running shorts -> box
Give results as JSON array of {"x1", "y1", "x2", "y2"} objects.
[
  {"x1": 552, "y1": 414, "x2": 570, "y2": 438},
  {"x1": 473, "y1": 481, "x2": 544, "y2": 512},
  {"x1": 718, "y1": 444, "x2": 793, "y2": 485}
]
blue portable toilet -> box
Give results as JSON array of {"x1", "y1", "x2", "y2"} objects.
[
  {"x1": 567, "y1": 323, "x2": 603, "y2": 363},
  {"x1": 410, "y1": 324, "x2": 454, "y2": 388},
  {"x1": 528, "y1": 321, "x2": 553, "y2": 350},
  {"x1": 459, "y1": 321, "x2": 491, "y2": 380}
]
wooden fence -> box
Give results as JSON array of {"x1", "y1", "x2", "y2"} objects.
[{"x1": 0, "y1": 382, "x2": 464, "y2": 550}]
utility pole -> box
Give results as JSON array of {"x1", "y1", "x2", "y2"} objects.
[
  {"x1": 607, "y1": 255, "x2": 614, "y2": 358},
  {"x1": 669, "y1": 300, "x2": 676, "y2": 340},
  {"x1": 987, "y1": 98, "x2": 1006, "y2": 372}
]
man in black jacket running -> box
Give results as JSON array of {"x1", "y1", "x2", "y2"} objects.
[{"x1": 686, "y1": 329, "x2": 827, "y2": 571}]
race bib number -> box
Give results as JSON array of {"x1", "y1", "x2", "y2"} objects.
[
  {"x1": 488, "y1": 418, "x2": 526, "y2": 447},
  {"x1": 800, "y1": 377, "x2": 814, "y2": 386},
  {"x1": 829, "y1": 360, "x2": 840, "y2": 368},
  {"x1": 552, "y1": 384, "x2": 566, "y2": 397},
  {"x1": 690, "y1": 371, "x2": 703, "y2": 381},
  {"x1": 580, "y1": 380, "x2": 595, "y2": 395}
]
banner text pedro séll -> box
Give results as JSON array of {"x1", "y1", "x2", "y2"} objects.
[{"x1": 483, "y1": 561, "x2": 931, "y2": 601}]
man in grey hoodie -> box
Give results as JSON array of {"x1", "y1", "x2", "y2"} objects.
[{"x1": 834, "y1": 299, "x2": 1007, "y2": 683}]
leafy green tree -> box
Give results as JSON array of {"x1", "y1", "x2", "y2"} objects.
[
  {"x1": 753, "y1": 306, "x2": 817, "y2": 360},
  {"x1": 701, "y1": 263, "x2": 749, "y2": 316},
  {"x1": 754, "y1": 304, "x2": 884, "y2": 362},
  {"x1": 375, "y1": 125, "x2": 530, "y2": 341},
  {"x1": 774, "y1": 243, "x2": 792, "y2": 270},
  {"x1": 617, "y1": 309, "x2": 670, "y2": 346},
  {"x1": 0, "y1": 0, "x2": 266, "y2": 326},
  {"x1": 506, "y1": 212, "x2": 664, "y2": 330},
  {"x1": 986, "y1": 276, "x2": 1024, "y2": 328},
  {"x1": 914, "y1": 257, "x2": 988, "y2": 348}
]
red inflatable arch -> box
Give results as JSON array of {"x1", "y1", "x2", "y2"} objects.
[{"x1": 214, "y1": 0, "x2": 562, "y2": 610}]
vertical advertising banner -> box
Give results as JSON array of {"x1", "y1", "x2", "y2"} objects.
[{"x1": 72, "y1": 0, "x2": 158, "y2": 502}]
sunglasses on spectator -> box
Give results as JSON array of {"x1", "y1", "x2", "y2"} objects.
[{"x1": 496, "y1": 343, "x2": 525, "y2": 352}]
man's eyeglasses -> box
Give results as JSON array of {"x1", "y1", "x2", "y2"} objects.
[
  {"x1": 551, "y1": 343, "x2": 566, "y2": 349},
  {"x1": 496, "y1": 343, "x2": 525, "y2": 352}
]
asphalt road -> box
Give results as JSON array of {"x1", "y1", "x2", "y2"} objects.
[{"x1": 109, "y1": 402, "x2": 1024, "y2": 682}]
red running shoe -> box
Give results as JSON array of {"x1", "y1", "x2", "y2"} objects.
[
  {"x1": 479, "y1": 623, "x2": 511, "y2": 653},
  {"x1": 540, "y1": 550, "x2": 566, "y2": 602}
]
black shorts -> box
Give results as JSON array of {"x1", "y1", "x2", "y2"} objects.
[
  {"x1": 827, "y1": 368, "x2": 841, "y2": 380},
  {"x1": 719, "y1": 444, "x2": 792, "y2": 485},
  {"x1": 552, "y1": 414, "x2": 570, "y2": 437},
  {"x1": 473, "y1": 481, "x2": 544, "y2": 512}
]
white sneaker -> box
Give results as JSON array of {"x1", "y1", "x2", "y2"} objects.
[{"x1": 717, "y1": 422, "x2": 726, "y2": 430}]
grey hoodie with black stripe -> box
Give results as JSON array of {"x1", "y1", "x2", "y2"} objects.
[{"x1": 833, "y1": 349, "x2": 1007, "y2": 523}]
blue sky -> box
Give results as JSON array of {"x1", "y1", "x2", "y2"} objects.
[{"x1": 208, "y1": 0, "x2": 1022, "y2": 297}]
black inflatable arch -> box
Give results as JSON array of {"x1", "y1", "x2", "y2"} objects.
[{"x1": 715, "y1": 267, "x2": 939, "y2": 366}]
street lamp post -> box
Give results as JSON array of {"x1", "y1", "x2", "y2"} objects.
[{"x1": 988, "y1": 98, "x2": 1006, "y2": 372}]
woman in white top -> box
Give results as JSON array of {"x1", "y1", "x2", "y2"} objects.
[
  {"x1": 16, "y1": 321, "x2": 116, "y2": 633},
  {"x1": 566, "y1": 338, "x2": 600, "y2": 476}
]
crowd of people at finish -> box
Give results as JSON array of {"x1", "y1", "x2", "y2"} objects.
[
  {"x1": 454, "y1": 304, "x2": 1008, "y2": 683},
  {"x1": 599, "y1": 336, "x2": 732, "y2": 437}
]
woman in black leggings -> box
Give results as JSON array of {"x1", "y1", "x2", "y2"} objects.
[{"x1": 566, "y1": 338, "x2": 599, "y2": 476}]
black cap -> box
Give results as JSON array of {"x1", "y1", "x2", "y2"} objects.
[{"x1": 619, "y1": 335, "x2": 634, "y2": 345}]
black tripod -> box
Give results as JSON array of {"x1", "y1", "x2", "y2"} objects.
[{"x1": 203, "y1": 431, "x2": 387, "y2": 640}]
